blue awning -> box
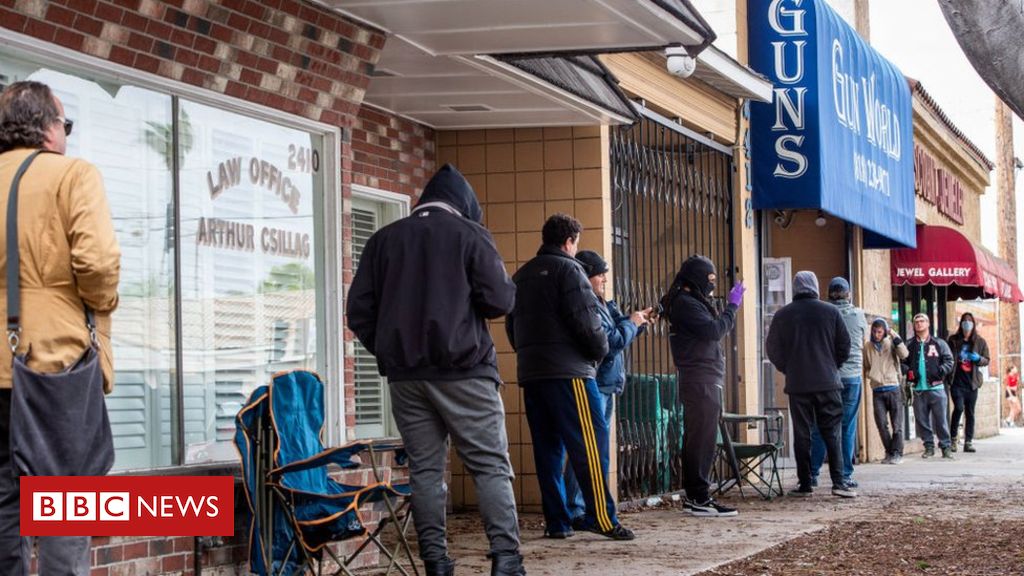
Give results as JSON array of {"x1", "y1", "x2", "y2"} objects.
[{"x1": 747, "y1": 0, "x2": 916, "y2": 248}]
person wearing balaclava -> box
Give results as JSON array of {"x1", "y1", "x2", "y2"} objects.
[
  {"x1": 765, "y1": 271, "x2": 856, "y2": 498},
  {"x1": 863, "y1": 318, "x2": 909, "y2": 464},
  {"x1": 661, "y1": 255, "x2": 745, "y2": 517},
  {"x1": 947, "y1": 312, "x2": 990, "y2": 453},
  {"x1": 809, "y1": 277, "x2": 867, "y2": 488}
]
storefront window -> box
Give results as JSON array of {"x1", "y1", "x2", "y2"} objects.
[
  {"x1": 1, "y1": 51, "x2": 330, "y2": 470},
  {"x1": 178, "y1": 100, "x2": 323, "y2": 463}
]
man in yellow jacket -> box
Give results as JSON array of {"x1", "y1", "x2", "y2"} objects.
[{"x1": 0, "y1": 81, "x2": 120, "y2": 576}]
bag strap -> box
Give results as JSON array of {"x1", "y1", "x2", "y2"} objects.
[{"x1": 6, "y1": 150, "x2": 96, "y2": 354}]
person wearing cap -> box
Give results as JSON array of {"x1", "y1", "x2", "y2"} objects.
[
  {"x1": 562, "y1": 250, "x2": 651, "y2": 527},
  {"x1": 766, "y1": 271, "x2": 856, "y2": 498},
  {"x1": 809, "y1": 277, "x2": 867, "y2": 488},
  {"x1": 863, "y1": 318, "x2": 909, "y2": 464},
  {"x1": 661, "y1": 254, "x2": 745, "y2": 516},
  {"x1": 902, "y1": 313, "x2": 955, "y2": 459}
]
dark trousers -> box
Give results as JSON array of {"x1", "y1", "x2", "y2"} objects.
[
  {"x1": 0, "y1": 390, "x2": 92, "y2": 576},
  {"x1": 522, "y1": 378, "x2": 619, "y2": 535},
  {"x1": 872, "y1": 388, "x2": 905, "y2": 457},
  {"x1": 788, "y1": 390, "x2": 844, "y2": 489},
  {"x1": 950, "y1": 384, "x2": 979, "y2": 442},
  {"x1": 680, "y1": 376, "x2": 723, "y2": 503}
]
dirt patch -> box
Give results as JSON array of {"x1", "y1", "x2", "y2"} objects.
[{"x1": 699, "y1": 492, "x2": 1024, "y2": 576}]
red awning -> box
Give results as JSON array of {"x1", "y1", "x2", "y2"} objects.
[{"x1": 892, "y1": 225, "x2": 1024, "y2": 303}]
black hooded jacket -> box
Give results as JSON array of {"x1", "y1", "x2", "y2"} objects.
[
  {"x1": 506, "y1": 246, "x2": 609, "y2": 383},
  {"x1": 664, "y1": 256, "x2": 737, "y2": 383},
  {"x1": 765, "y1": 272, "x2": 852, "y2": 394},
  {"x1": 346, "y1": 164, "x2": 515, "y2": 383}
]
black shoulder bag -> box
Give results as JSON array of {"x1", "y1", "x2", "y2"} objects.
[{"x1": 6, "y1": 150, "x2": 114, "y2": 476}]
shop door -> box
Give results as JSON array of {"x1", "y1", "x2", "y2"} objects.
[{"x1": 610, "y1": 108, "x2": 736, "y2": 501}]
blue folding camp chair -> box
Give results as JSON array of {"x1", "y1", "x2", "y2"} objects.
[{"x1": 235, "y1": 370, "x2": 417, "y2": 576}]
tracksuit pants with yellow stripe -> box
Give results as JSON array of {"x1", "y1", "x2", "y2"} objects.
[{"x1": 522, "y1": 377, "x2": 619, "y2": 534}]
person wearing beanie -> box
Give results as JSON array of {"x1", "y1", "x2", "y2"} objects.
[
  {"x1": 903, "y1": 313, "x2": 955, "y2": 459},
  {"x1": 661, "y1": 254, "x2": 745, "y2": 517},
  {"x1": 863, "y1": 318, "x2": 909, "y2": 464},
  {"x1": 561, "y1": 250, "x2": 651, "y2": 527},
  {"x1": 809, "y1": 277, "x2": 867, "y2": 488},
  {"x1": 766, "y1": 271, "x2": 856, "y2": 498}
]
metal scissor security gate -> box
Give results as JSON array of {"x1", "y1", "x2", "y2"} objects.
[{"x1": 610, "y1": 107, "x2": 736, "y2": 502}]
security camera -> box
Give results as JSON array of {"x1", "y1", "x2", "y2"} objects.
[
  {"x1": 665, "y1": 46, "x2": 696, "y2": 78},
  {"x1": 773, "y1": 213, "x2": 788, "y2": 226}
]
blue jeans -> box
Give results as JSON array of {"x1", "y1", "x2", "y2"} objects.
[
  {"x1": 564, "y1": 392, "x2": 613, "y2": 520},
  {"x1": 810, "y1": 377, "x2": 861, "y2": 482}
]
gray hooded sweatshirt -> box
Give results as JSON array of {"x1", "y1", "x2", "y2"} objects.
[{"x1": 831, "y1": 298, "x2": 867, "y2": 379}]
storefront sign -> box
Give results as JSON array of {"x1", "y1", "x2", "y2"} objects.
[
  {"x1": 913, "y1": 145, "x2": 964, "y2": 224},
  {"x1": 207, "y1": 156, "x2": 302, "y2": 214},
  {"x1": 894, "y1": 266, "x2": 973, "y2": 282},
  {"x1": 748, "y1": 0, "x2": 916, "y2": 248},
  {"x1": 195, "y1": 217, "x2": 311, "y2": 260},
  {"x1": 200, "y1": 154, "x2": 311, "y2": 260}
]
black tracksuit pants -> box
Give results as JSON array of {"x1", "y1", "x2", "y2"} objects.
[
  {"x1": 789, "y1": 390, "x2": 844, "y2": 489},
  {"x1": 680, "y1": 375, "x2": 722, "y2": 503}
]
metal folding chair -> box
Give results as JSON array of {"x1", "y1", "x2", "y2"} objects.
[{"x1": 714, "y1": 410, "x2": 786, "y2": 500}]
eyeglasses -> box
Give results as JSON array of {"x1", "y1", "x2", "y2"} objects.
[{"x1": 55, "y1": 116, "x2": 73, "y2": 136}]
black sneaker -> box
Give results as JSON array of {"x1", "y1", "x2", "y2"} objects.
[
  {"x1": 788, "y1": 485, "x2": 813, "y2": 498},
  {"x1": 684, "y1": 498, "x2": 738, "y2": 517},
  {"x1": 589, "y1": 524, "x2": 635, "y2": 540},
  {"x1": 843, "y1": 479, "x2": 859, "y2": 488},
  {"x1": 831, "y1": 483, "x2": 858, "y2": 498},
  {"x1": 571, "y1": 516, "x2": 586, "y2": 531},
  {"x1": 963, "y1": 442, "x2": 976, "y2": 453},
  {"x1": 922, "y1": 446, "x2": 935, "y2": 458},
  {"x1": 543, "y1": 528, "x2": 574, "y2": 539}
]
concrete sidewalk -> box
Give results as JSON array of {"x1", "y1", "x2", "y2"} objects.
[{"x1": 443, "y1": 428, "x2": 1024, "y2": 575}]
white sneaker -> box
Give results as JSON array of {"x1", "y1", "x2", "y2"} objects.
[{"x1": 684, "y1": 498, "x2": 738, "y2": 517}]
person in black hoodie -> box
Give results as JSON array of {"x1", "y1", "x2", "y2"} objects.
[
  {"x1": 766, "y1": 271, "x2": 856, "y2": 499},
  {"x1": 662, "y1": 255, "x2": 745, "y2": 517},
  {"x1": 507, "y1": 214, "x2": 634, "y2": 542},
  {"x1": 347, "y1": 164, "x2": 525, "y2": 576}
]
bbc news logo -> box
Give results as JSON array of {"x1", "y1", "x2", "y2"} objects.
[{"x1": 21, "y1": 476, "x2": 234, "y2": 536}]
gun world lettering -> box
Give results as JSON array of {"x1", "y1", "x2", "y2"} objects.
[{"x1": 768, "y1": 0, "x2": 902, "y2": 191}]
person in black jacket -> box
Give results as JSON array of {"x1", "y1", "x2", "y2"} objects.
[
  {"x1": 947, "y1": 312, "x2": 990, "y2": 453},
  {"x1": 903, "y1": 313, "x2": 956, "y2": 459},
  {"x1": 507, "y1": 214, "x2": 634, "y2": 541},
  {"x1": 662, "y1": 255, "x2": 745, "y2": 517},
  {"x1": 766, "y1": 271, "x2": 856, "y2": 498},
  {"x1": 347, "y1": 164, "x2": 525, "y2": 576}
]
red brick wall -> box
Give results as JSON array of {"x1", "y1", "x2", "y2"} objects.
[
  {"x1": 0, "y1": 0, "x2": 383, "y2": 127},
  {"x1": 2, "y1": 0, "x2": 436, "y2": 574}
]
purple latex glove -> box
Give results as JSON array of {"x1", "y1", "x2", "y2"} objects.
[{"x1": 728, "y1": 281, "x2": 746, "y2": 307}]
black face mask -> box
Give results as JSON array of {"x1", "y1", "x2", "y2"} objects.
[{"x1": 706, "y1": 281, "x2": 716, "y2": 295}]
